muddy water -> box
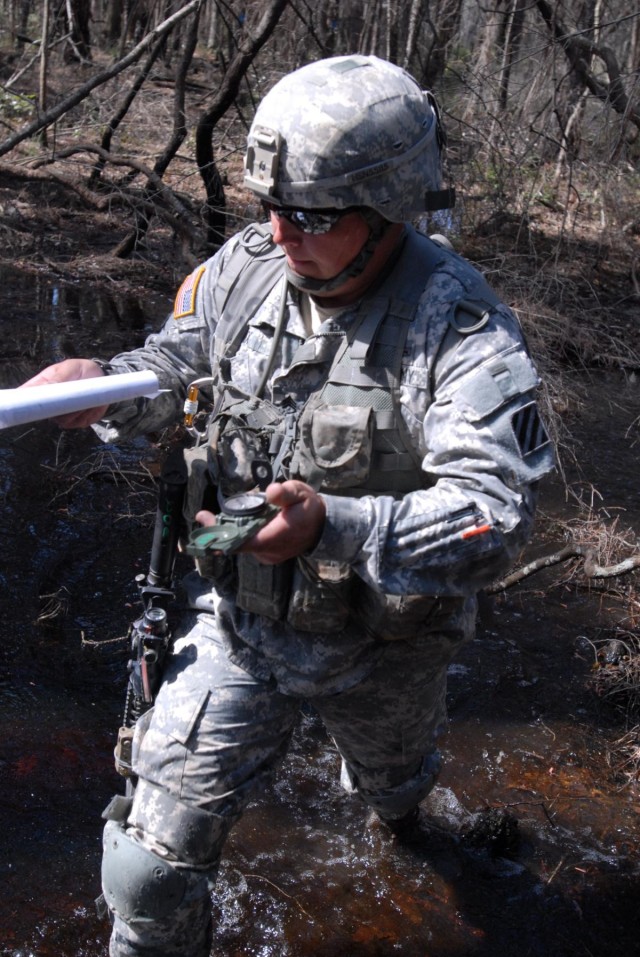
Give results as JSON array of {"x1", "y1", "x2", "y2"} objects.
[{"x1": 1, "y1": 268, "x2": 639, "y2": 956}]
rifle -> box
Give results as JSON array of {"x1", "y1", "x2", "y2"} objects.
[{"x1": 114, "y1": 447, "x2": 187, "y2": 780}]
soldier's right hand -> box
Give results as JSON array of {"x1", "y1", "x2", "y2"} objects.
[{"x1": 19, "y1": 358, "x2": 109, "y2": 428}]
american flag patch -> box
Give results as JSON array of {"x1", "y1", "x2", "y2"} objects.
[
  {"x1": 174, "y1": 265, "x2": 205, "y2": 320},
  {"x1": 512, "y1": 402, "x2": 550, "y2": 457}
]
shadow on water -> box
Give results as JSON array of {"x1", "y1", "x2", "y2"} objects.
[{"x1": 1, "y1": 266, "x2": 639, "y2": 956}]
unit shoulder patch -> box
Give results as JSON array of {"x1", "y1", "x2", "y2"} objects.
[
  {"x1": 511, "y1": 401, "x2": 550, "y2": 458},
  {"x1": 174, "y1": 266, "x2": 206, "y2": 320}
]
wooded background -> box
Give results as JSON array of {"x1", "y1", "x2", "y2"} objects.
[{"x1": 0, "y1": 0, "x2": 638, "y2": 264}]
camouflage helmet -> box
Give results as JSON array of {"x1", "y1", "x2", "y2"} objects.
[{"x1": 244, "y1": 54, "x2": 454, "y2": 220}]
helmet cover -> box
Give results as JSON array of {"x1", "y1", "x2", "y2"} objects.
[{"x1": 244, "y1": 54, "x2": 454, "y2": 220}]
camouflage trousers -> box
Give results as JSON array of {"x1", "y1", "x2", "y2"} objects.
[{"x1": 104, "y1": 611, "x2": 451, "y2": 957}]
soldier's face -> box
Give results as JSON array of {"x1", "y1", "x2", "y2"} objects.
[{"x1": 269, "y1": 208, "x2": 370, "y2": 284}]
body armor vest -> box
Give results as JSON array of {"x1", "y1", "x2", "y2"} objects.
[
  {"x1": 202, "y1": 224, "x2": 501, "y2": 636},
  {"x1": 210, "y1": 225, "x2": 500, "y2": 495}
]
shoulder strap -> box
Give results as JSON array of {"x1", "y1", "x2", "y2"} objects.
[{"x1": 212, "y1": 223, "x2": 286, "y2": 364}]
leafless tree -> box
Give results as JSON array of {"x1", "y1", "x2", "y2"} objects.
[{"x1": 195, "y1": 0, "x2": 290, "y2": 248}]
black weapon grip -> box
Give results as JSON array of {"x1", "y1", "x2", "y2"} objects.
[{"x1": 147, "y1": 448, "x2": 188, "y2": 588}]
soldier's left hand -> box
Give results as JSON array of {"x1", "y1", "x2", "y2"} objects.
[{"x1": 195, "y1": 480, "x2": 326, "y2": 565}]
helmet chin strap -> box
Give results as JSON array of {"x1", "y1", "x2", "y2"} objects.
[{"x1": 284, "y1": 210, "x2": 390, "y2": 295}]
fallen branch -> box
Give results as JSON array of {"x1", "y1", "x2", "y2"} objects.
[
  {"x1": 1, "y1": 145, "x2": 200, "y2": 253},
  {"x1": 488, "y1": 543, "x2": 640, "y2": 592},
  {"x1": 32, "y1": 144, "x2": 193, "y2": 222},
  {"x1": 0, "y1": 157, "x2": 151, "y2": 212}
]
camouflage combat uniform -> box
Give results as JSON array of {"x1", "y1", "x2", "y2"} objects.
[{"x1": 96, "y1": 222, "x2": 554, "y2": 956}]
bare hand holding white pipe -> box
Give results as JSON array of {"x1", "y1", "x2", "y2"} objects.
[{"x1": 6, "y1": 360, "x2": 163, "y2": 429}]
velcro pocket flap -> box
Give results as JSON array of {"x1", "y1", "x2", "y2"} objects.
[{"x1": 454, "y1": 351, "x2": 539, "y2": 422}]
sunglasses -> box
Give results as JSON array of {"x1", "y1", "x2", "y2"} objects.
[{"x1": 262, "y1": 201, "x2": 353, "y2": 235}]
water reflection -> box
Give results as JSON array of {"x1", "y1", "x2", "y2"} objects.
[
  {"x1": 0, "y1": 266, "x2": 169, "y2": 388},
  {"x1": 1, "y1": 267, "x2": 639, "y2": 956}
]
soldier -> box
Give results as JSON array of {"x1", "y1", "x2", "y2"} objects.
[{"x1": 23, "y1": 55, "x2": 554, "y2": 957}]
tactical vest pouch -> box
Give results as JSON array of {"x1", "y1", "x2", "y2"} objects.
[
  {"x1": 286, "y1": 558, "x2": 353, "y2": 632},
  {"x1": 236, "y1": 554, "x2": 293, "y2": 620},
  {"x1": 291, "y1": 402, "x2": 374, "y2": 490},
  {"x1": 351, "y1": 578, "x2": 462, "y2": 641}
]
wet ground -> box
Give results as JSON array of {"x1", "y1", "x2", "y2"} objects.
[{"x1": 1, "y1": 267, "x2": 639, "y2": 956}]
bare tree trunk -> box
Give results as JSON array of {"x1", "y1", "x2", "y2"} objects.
[
  {"x1": 89, "y1": 33, "x2": 168, "y2": 186},
  {"x1": 359, "y1": 0, "x2": 377, "y2": 56},
  {"x1": 628, "y1": 8, "x2": 640, "y2": 81},
  {"x1": 383, "y1": 0, "x2": 392, "y2": 63},
  {"x1": 402, "y1": 0, "x2": 422, "y2": 71},
  {"x1": 195, "y1": 0, "x2": 289, "y2": 250},
  {"x1": 206, "y1": 0, "x2": 219, "y2": 50},
  {"x1": 38, "y1": 0, "x2": 50, "y2": 148},
  {"x1": 534, "y1": 0, "x2": 640, "y2": 133},
  {"x1": 113, "y1": 1, "x2": 201, "y2": 257},
  {"x1": 474, "y1": 1, "x2": 502, "y2": 85},
  {"x1": 415, "y1": 0, "x2": 462, "y2": 90},
  {"x1": 16, "y1": 0, "x2": 32, "y2": 51},
  {"x1": 553, "y1": 0, "x2": 599, "y2": 167},
  {"x1": 120, "y1": 0, "x2": 153, "y2": 55},
  {"x1": 315, "y1": 0, "x2": 338, "y2": 55},
  {"x1": 369, "y1": 1, "x2": 380, "y2": 57},
  {"x1": 337, "y1": 0, "x2": 364, "y2": 52},
  {"x1": 107, "y1": 0, "x2": 124, "y2": 44},
  {"x1": 498, "y1": 0, "x2": 527, "y2": 111},
  {"x1": 64, "y1": 0, "x2": 92, "y2": 62},
  {"x1": 554, "y1": 87, "x2": 589, "y2": 183},
  {"x1": 613, "y1": 7, "x2": 640, "y2": 160}
]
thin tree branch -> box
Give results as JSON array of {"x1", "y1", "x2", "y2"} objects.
[
  {"x1": 534, "y1": 0, "x2": 640, "y2": 130},
  {"x1": 0, "y1": 0, "x2": 205, "y2": 160},
  {"x1": 89, "y1": 34, "x2": 168, "y2": 186},
  {"x1": 114, "y1": 3, "x2": 202, "y2": 258},
  {"x1": 32, "y1": 144, "x2": 192, "y2": 221}
]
